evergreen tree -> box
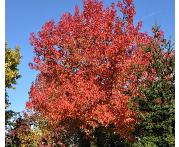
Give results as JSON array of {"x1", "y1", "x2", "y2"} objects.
[{"x1": 131, "y1": 26, "x2": 175, "y2": 147}]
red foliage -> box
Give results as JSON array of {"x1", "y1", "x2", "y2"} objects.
[{"x1": 27, "y1": 0, "x2": 161, "y2": 140}]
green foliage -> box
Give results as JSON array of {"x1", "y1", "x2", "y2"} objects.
[
  {"x1": 5, "y1": 42, "x2": 21, "y2": 126},
  {"x1": 5, "y1": 42, "x2": 21, "y2": 89},
  {"x1": 93, "y1": 125, "x2": 131, "y2": 147},
  {"x1": 131, "y1": 26, "x2": 175, "y2": 147},
  {"x1": 5, "y1": 42, "x2": 21, "y2": 146}
]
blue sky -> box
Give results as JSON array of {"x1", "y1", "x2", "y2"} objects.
[{"x1": 6, "y1": 0, "x2": 175, "y2": 112}]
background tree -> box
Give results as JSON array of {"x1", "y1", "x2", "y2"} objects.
[
  {"x1": 130, "y1": 25, "x2": 175, "y2": 147},
  {"x1": 5, "y1": 42, "x2": 21, "y2": 146},
  {"x1": 7, "y1": 114, "x2": 42, "y2": 147}
]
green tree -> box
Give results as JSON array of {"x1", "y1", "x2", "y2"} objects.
[
  {"x1": 5, "y1": 42, "x2": 21, "y2": 146},
  {"x1": 131, "y1": 26, "x2": 175, "y2": 147}
]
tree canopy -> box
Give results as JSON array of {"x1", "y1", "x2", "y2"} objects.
[
  {"x1": 5, "y1": 43, "x2": 21, "y2": 146},
  {"x1": 9, "y1": 0, "x2": 174, "y2": 146}
]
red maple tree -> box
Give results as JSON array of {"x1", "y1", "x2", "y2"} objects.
[{"x1": 27, "y1": 0, "x2": 161, "y2": 140}]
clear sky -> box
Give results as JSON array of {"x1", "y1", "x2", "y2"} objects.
[{"x1": 6, "y1": 0, "x2": 175, "y2": 112}]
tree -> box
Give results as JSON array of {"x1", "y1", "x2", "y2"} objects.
[
  {"x1": 130, "y1": 25, "x2": 175, "y2": 147},
  {"x1": 27, "y1": 0, "x2": 173, "y2": 146},
  {"x1": 5, "y1": 42, "x2": 21, "y2": 146}
]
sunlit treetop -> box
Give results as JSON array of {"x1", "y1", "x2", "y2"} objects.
[{"x1": 5, "y1": 42, "x2": 21, "y2": 89}]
